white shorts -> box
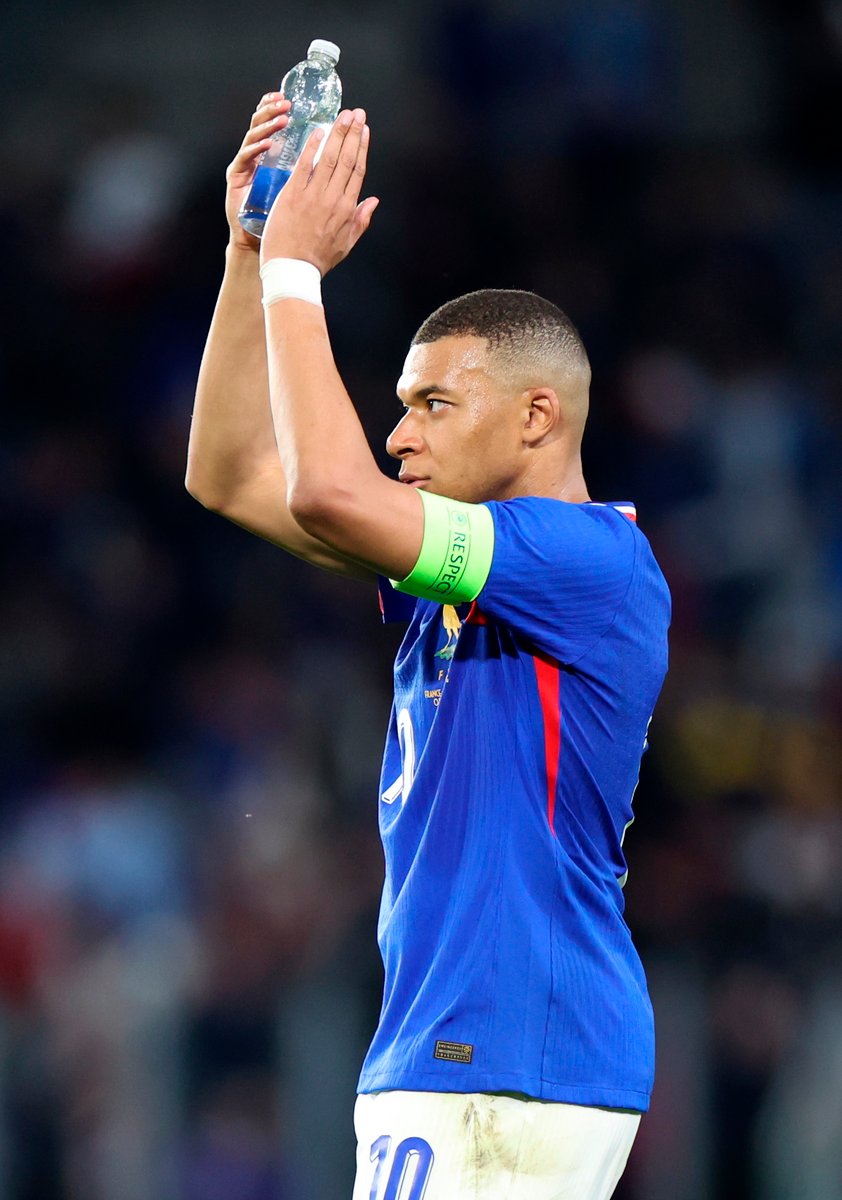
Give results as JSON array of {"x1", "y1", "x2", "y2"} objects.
[{"x1": 352, "y1": 1090, "x2": 640, "y2": 1200}]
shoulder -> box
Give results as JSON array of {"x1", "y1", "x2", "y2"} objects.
[
  {"x1": 481, "y1": 497, "x2": 638, "y2": 568},
  {"x1": 473, "y1": 499, "x2": 663, "y2": 664},
  {"x1": 483, "y1": 496, "x2": 638, "y2": 529}
]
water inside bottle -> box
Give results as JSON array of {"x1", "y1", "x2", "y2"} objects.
[{"x1": 239, "y1": 164, "x2": 293, "y2": 236}]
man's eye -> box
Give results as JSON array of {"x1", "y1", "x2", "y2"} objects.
[{"x1": 428, "y1": 398, "x2": 448, "y2": 412}]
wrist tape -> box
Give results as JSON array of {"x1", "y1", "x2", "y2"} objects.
[{"x1": 260, "y1": 258, "x2": 323, "y2": 308}]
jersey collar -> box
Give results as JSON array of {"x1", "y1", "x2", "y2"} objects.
[{"x1": 587, "y1": 501, "x2": 637, "y2": 523}]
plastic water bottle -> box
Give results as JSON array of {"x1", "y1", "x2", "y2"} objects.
[{"x1": 238, "y1": 39, "x2": 342, "y2": 238}]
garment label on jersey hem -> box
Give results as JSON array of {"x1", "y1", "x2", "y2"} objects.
[{"x1": 434, "y1": 1040, "x2": 474, "y2": 1064}]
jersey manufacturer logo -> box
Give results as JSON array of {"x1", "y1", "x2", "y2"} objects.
[
  {"x1": 434, "y1": 1039, "x2": 473, "y2": 1064},
  {"x1": 434, "y1": 605, "x2": 462, "y2": 660}
]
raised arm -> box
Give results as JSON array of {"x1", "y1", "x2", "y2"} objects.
[
  {"x1": 256, "y1": 111, "x2": 427, "y2": 582},
  {"x1": 185, "y1": 92, "x2": 372, "y2": 579}
]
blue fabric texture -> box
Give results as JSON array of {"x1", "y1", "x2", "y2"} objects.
[{"x1": 363, "y1": 500, "x2": 671, "y2": 1111}]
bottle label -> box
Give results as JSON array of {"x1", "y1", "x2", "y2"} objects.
[
  {"x1": 270, "y1": 127, "x2": 302, "y2": 171},
  {"x1": 268, "y1": 120, "x2": 333, "y2": 172}
]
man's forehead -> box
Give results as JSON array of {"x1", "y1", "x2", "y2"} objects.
[{"x1": 397, "y1": 336, "x2": 491, "y2": 398}]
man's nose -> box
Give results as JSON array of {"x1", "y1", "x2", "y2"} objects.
[{"x1": 386, "y1": 413, "x2": 424, "y2": 460}]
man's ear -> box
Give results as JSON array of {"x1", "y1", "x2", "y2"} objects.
[{"x1": 523, "y1": 389, "x2": 560, "y2": 445}]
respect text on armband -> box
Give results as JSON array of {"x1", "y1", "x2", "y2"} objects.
[{"x1": 432, "y1": 513, "x2": 471, "y2": 595}]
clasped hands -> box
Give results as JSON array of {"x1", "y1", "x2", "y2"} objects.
[{"x1": 260, "y1": 107, "x2": 379, "y2": 277}]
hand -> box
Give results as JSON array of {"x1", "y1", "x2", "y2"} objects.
[
  {"x1": 259, "y1": 107, "x2": 380, "y2": 275},
  {"x1": 225, "y1": 92, "x2": 293, "y2": 254}
]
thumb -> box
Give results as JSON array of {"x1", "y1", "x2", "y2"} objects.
[{"x1": 354, "y1": 195, "x2": 380, "y2": 235}]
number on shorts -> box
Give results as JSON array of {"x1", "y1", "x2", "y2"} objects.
[
  {"x1": 369, "y1": 1135, "x2": 434, "y2": 1200},
  {"x1": 369, "y1": 1136, "x2": 391, "y2": 1200}
]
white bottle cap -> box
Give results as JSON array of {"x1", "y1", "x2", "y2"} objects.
[{"x1": 308, "y1": 39, "x2": 340, "y2": 63}]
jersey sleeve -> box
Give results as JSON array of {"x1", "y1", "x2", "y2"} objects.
[
  {"x1": 378, "y1": 577, "x2": 418, "y2": 624},
  {"x1": 476, "y1": 499, "x2": 637, "y2": 665}
]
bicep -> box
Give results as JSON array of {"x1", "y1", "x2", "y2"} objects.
[
  {"x1": 293, "y1": 482, "x2": 499, "y2": 605},
  {"x1": 289, "y1": 476, "x2": 426, "y2": 581}
]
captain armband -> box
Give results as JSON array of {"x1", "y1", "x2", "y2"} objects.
[{"x1": 390, "y1": 489, "x2": 495, "y2": 604}]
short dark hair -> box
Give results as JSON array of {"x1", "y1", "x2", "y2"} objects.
[{"x1": 411, "y1": 289, "x2": 590, "y2": 384}]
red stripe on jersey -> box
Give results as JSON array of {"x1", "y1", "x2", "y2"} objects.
[
  {"x1": 465, "y1": 602, "x2": 488, "y2": 625},
  {"x1": 533, "y1": 654, "x2": 561, "y2": 834}
]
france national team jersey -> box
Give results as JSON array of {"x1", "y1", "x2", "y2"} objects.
[{"x1": 358, "y1": 498, "x2": 671, "y2": 1112}]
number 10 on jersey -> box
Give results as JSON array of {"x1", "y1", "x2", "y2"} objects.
[{"x1": 381, "y1": 708, "x2": 416, "y2": 806}]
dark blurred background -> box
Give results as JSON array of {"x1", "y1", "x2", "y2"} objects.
[{"x1": 1, "y1": 0, "x2": 841, "y2": 1197}]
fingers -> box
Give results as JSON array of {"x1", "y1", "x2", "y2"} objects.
[
  {"x1": 245, "y1": 95, "x2": 291, "y2": 147},
  {"x1": 290, "y1": 123, "x2": 327, "y2": 184},
  {"x1": 344, "y1": 121, "x2": 370, "y2": 207},
  {"x1": 230, "y1": 94, "x2": 291, "y2": 170},
  {"x1": 311, "y1": 109, "x2": 367, "y2": 193},
  {"x1": 333, "y1": 110, "x2": 367, "y2": 199},
  {"x1": 305, "y1": 110, "x2": 352, "y2": 187},
  {"x1": 248, "y1": 92, "x2": 291, "y2": 132}
]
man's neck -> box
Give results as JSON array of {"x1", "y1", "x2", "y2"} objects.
[{"x1": 499, "y1": 455, "x2": 590, "y2": 504}]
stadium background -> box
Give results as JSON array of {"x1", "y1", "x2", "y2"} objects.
[{"x1": 1, "y1": 0, "x2": 841, "y2": 1196}]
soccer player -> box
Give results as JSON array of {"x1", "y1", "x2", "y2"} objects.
[{"x1": 187, "y1": 97, "x2": 670, "y2": 1200}]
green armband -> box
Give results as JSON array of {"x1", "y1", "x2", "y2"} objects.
[{"x1": 390, "y1": 489, "x2": 495, "y2": 604}]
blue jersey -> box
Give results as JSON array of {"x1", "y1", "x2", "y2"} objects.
[{"x1": 359, "y1": 498, "x2": 670, "y2": 1112}]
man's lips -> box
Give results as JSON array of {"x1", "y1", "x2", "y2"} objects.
[{"x1": 398, "y1": 474, "x2": 430, "y2": 488}]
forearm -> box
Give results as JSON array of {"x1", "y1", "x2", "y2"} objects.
[
  {"x1": 186, "y1": 245, "x2": 277, "y2": 506},
  {"x1": 263, "y1": 299, "x2": 421, "y2": 578},
  {"x1": 263, "y1": 300, "x2": 377, "y2": 503},
  {"x1": 253, "y1": 107, "x2": 421, "y2": 579}
]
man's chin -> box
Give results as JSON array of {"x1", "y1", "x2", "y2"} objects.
[
  {"x1": 405, "y1": 479, "x2": 486, "y2": 504},
  {"x1": 425, "y1": 484, "x2": 477, "y2": 503}
]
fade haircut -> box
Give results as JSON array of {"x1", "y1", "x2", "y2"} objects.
[{"x1": 411, "y1": 289, "x2": 591, "y2": 394}]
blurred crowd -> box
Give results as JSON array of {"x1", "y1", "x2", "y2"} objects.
[{"x1": 1, "y1": 0, "x2": 841, "y2": 1197}]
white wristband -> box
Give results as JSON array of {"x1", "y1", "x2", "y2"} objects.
[{"x1": 260, "y1": 257, "x2": 323, "y2": 308}]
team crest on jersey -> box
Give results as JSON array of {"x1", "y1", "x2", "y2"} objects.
[{"x1": 435, "y1": 605, "x2": 462, "y2": 659}]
